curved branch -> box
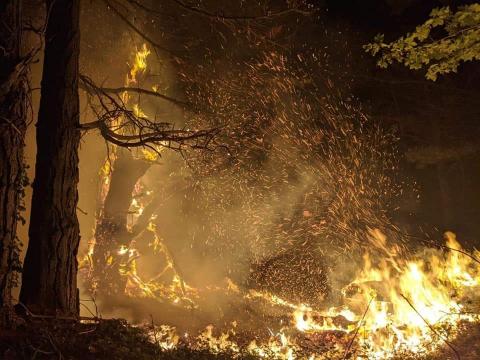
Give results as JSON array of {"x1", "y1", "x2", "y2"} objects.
[
  {"x1": 79, "y1": 119, "x2": 104, "y2": 130},
  {"x1": 79, "y1": 74, "x2": 201, "y2": 113},
  {"x1": 102, "y1": 0, "x2": 180, "y2": 58},
  {"x1": 98, "y1": 121, "x2": 220, "y2": 150},
  {"x1": 99, "y1": 86, "x2": 193, "y2": 110},
  {"x1": 169, "y1": 0, "x2": 312, "y2": 20}
]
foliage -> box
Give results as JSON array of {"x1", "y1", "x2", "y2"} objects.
[{"x1": 364, "y1": 4, "x2": 480, "y2": 80}]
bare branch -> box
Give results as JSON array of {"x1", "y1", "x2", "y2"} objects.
[
  {"x1": 400, "y1": 294, "x2": 460, "y2": 360},
  {"x1": 101, "y1": 0, "x2": 180, "y2": 58},
  {"x1": 123, "y1": 0, "x2": 311, "y2": 21},
  {"x1": 78, "y1": 74, "x2": 221, "y2": 152},
  {"x1": 342, "y1": 297, "x2": 373, "y2": 359},
  {"x1": 93, "y1": 85, "x2": 193, "y2": 110},
  {"x1": 169, "y1": 0, "x2": 312, "y2": 21},
  {"x1": 123, "y1": 0, "x2": 176, "y2": 18},
  {"x1": 98, "y1": 121, "x2": 220, "y2": 150}
]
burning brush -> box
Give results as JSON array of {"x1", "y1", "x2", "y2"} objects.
[{"x1": 96, "y1": 230, "x2": 480, "y2": 359}]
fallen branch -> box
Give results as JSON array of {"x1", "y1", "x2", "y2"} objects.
[{"x1": 16, "y1": 302, "x2": 102, "y2": 323}]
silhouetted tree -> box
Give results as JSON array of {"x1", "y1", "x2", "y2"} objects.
[
  {"x1": 0, "y1": 0, "x2": 28, "y2": 325},
  {"x1": 20, "y1": 0, "x2": 81, "y2": 316}
]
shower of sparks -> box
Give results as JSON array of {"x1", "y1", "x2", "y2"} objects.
[{"x1": 80, "y1": 45, "x2": 480, "y2": 359}]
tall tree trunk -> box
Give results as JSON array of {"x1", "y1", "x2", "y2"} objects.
[
  {"x1": 20, "y1": 0, "x2": 81, "y2": 316},
  {"x1": 0, "y1": 0, "x2": 27, "y2": 325},
  {"x1": 91, "y1": 149, "x2": 150, "y2": 296}
]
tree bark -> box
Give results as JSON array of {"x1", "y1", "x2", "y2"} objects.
[
  {"x1": 20, "y1": 0, "x2": 81, "y2": 316},
  {"x1": 0, "y1": 0, "x2": 27, "y2": 325}
]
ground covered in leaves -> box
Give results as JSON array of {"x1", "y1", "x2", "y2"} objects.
[
  {"x1": 0, "y1": 318, "x2": 253, "y2": 360},
  {"x1": 1, "y1": 318, "x2": 480, "y2": 359}
]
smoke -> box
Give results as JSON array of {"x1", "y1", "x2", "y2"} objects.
[
  {"x1": 107, "y1": 50, "x2": 404, "y2": 318},
  {"x1": 74, "y1": 4, "x2": 403, "y2": 325}
]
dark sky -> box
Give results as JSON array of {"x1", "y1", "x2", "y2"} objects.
[{"x1": 308, "y1": 0, "x2": 480, "y2": 243}]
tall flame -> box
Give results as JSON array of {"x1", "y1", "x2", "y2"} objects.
[
  {"x1": 293, "y1": 230, "x2": 480, "y2": 358},
  {"x1": 141, "y1": 231, "x2": 480, "y2": 359}
]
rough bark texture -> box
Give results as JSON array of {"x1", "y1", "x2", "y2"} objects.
[
  {"x1": 20, "y1": 0, "x2": 81, "y2": 316},
  {"x1": 0, "y1": 0, "x2": 27, "y2": 325},
  {"x1": 91, "y1": 150, "x2": 150, "y2": 295}
]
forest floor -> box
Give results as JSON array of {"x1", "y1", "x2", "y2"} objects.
[
  {"x1": 1, "y1": 317, "x2": 480, "y2": 359},
  {"x1": 0, "y1": 317, "x2": 247, "y2": 360}
]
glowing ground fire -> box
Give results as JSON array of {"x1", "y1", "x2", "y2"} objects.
[
  {"x1": 139, "y1": 230, "x2": 480, "y2": 359},
  {"x1": 82, "y1": 45, "x2": 480, "y2": 359}
]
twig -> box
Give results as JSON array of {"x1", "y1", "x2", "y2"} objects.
[
  {"x1": 76, "y1": 206, "x2": 88, "y2": 215},
  {"x1": 397, "y1": 229, "x2": 480, "y2": 266},
  {"x1": 0, "y1": 115, "x2": 22, "y2": 135},
  {"x1": 28, "y1": 342, "x2": 54, "y2": 358},
  {"x1": 150, "y1": 315, "x2": 160, "y2": 348},
  {"x1": 16, "y1": 302, "x2": 101, "y2": 323},
  {"x1": 400, "y1": 294, "x2": 460, "y2": 360},
  {"x1": 46, "y1": 332, "x2": 63, "y2": 360},
  {"x1": 79, "y1": 303, "x2": 97, "y2": 318},
  {"x1": 342, "y1": 297, "x2": 373, "y2": 360},
  {"x1": 93, "y1": 85, "x2": 194, "y2": 111},
  {"x1": 169, "y1": 0, "x2": 311, "y2": 20},
  {"x1": 102, "y1": 0, "x2": 178, "y2": 58}
]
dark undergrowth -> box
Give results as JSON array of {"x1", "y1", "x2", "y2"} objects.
[
  {"x1": 0, "y1": 318, "x2": 254, "y2": 360},
  {"x1": 1, "y1": 317, "x2": 479, "y2": 359}
]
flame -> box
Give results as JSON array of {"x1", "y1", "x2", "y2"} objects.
[
  {"x1": 247, "y1": 330, "x2": 297, "y2": 360},
  {"x1": 118, "y1": 44, "x2": 151, "y2": 123},
  {"x1": 123, "y1": 212, "x2": 199, "y2": 307},
  {"x1": 148, "y1": 325, "x2": 180, "y2": 350},
  {"x1": 127, "y1": 43, "x2": 150, "y2": 86},
  {"x1": 87, "y1": 230, "x2": 478, "y2": 360},
  {"x1": 121, "y1": 231, "x2": 480, "y2": 359},
  {"x1": 293, "y1": 230, "x2": 480, "y2": 358},
  {"x1": 83, "y1": 42, "x2": 480, "y2": 359},
  {"x1": 196, "y1": 324, "x2": 240, "y2": 353}
]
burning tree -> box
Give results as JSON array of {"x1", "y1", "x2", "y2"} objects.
[
  {"x1": 74, "y1": 0, "x2": 402, "y2": 313},
  {"x1": 77, "y1": 0, "x2": 316, "y2": 305},
  {"x1": 80, "y1": 44, "x2": 219, "y2": 298},
  {"x1": 18, "y1": 0, "x2": 220, "y2": 318}
]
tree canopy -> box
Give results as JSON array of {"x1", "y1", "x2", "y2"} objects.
[{"x1": 365, "y1": 4, "x2": 480, "y2": 80}]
